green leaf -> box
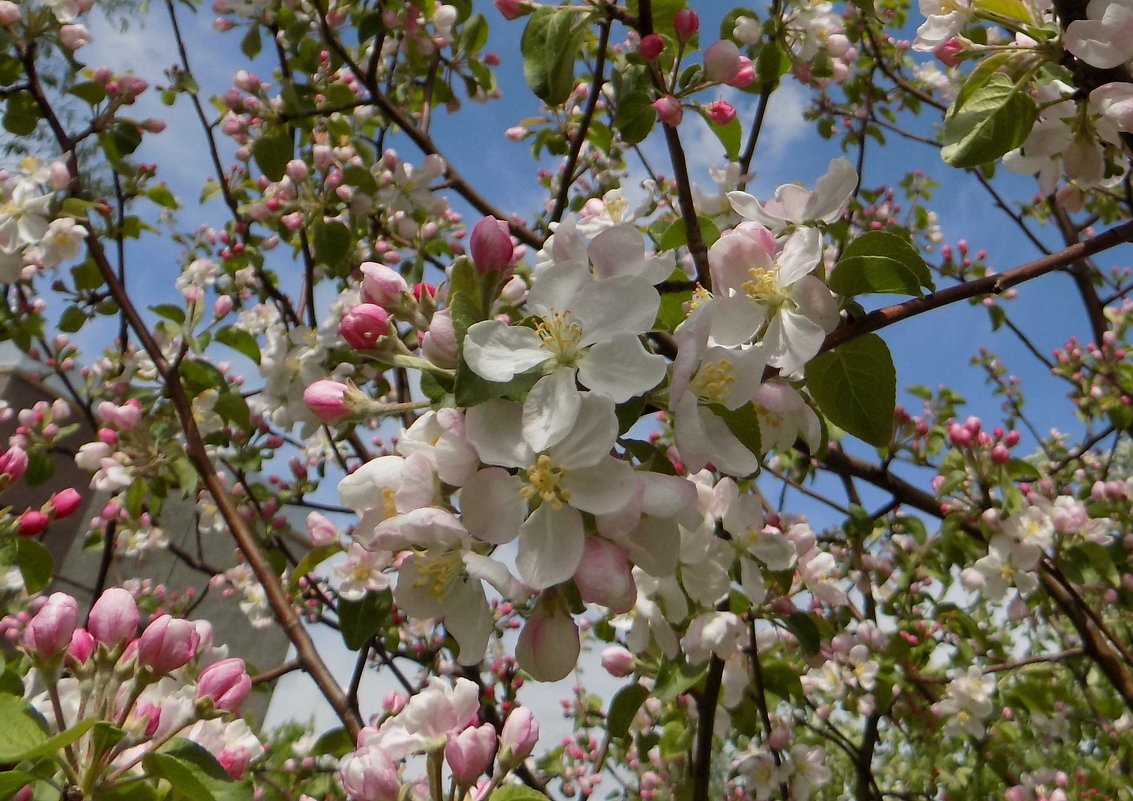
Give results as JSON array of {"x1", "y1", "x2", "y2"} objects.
[
  {"x1": 15, "y1": 539, "x2": 53, "y2": 595},
  {"x1": 0, "y1": 772, "x2": 34, "y2": 801},
  {"x1": 151, "y1": 304, "x2": 186, "y2": 324},
  {"x1": 606, "y1": 683, "x2": 649, "y2": 740},
  {"x1": 337, "y1": 591, "x2": 391, "y2": 650},
  {"x1": 215, "y1": 327, "x2": 261, "y2": 364},
  {"x1": 214, "y1": 391, "x2": 251, "y2": 430},
  {"x1": 785, "y1": 612, "x2": 821, "y2": 655},
  {"x1": 179, "y1": 361, "x2": 228, "y2": 395},
  {"x1": 655, "y1": 659, "x2": 707, "y2": 702},
  {"x1": 806, "y1": 334, "x2": 895, "y2": 448},
  {"x1": 240, "y1": 26, "x2": 262, "y2": 59},
  {"x1": 142, "y1": 739, "x2": 252, "y2": 801},
  {"x1": 0, "y1": 695, "x2": 48, "y2": 762},
  {"x1": 658, "y1": 216, "x2": 721, "y2": 252},
  {"x1": 312, "y1": 221, "x2": 352, "y2": 274},
  {"x1": 460, "y1": 13, "x2": 489, "y2": 54},
  {"x1": 69, "y1": 81, "x2": 108, "y2": 105},
  {"x1": 488, "y1": 787, "x2": 552, "y2": 801},
  {"x1": 694, "y1": 108, "x2": 742, "y2": 161},
  {"x1": 252, "y1": 133, "x2": 292, "y2": 182},
  {"x1": 520, "y1": 8, "x2": 584, "y2": 105},
  {"x1": 951, "y1": 52, "x2": 1014, "y2": 112},
  {"x1": 5, "y1": 717, "x2": 96, "y2": 763},
  {"x1": 311, "y1": 727, "x2": 353, "y2": 758},
  {"x1": 290, "y1": 543, "x2": 344, "y2": 591},
  {"x1": 829, "y1": 231, "x2": 934, "y2": 297},
  {"x1": 973, "y1": 0, "x2": 1033, "y2": 22},
  {"x1": 58, "y1": 306, "x2": 88, "y2": 334},
  {"x1": 147, "y1": 185, "x2": 180, "y2": 210},
  {"x1": 941, "y1": 72, "x2": 1037, "y2": 168},
  {"x1": 759, "y1": 659, "x2": 804, "y2": 703},
  {"x1": 3, "y1": 92, "x2": 39, "y2": 137},
  {"x1": 612, "y1": 65, "x2": 656, "y2": 145}
]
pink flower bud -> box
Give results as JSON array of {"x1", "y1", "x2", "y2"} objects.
[
  {"x1": 67, "y1": 628, "x2": 94, "y2": 664},
  {"x1": 88, "y1": 587, "x2": 139, "y2": 649},
  {"x1": 23, "y1": 593, "x2": 78, "y2": 659},
  {"x1": 303, "y1": 380, "x2": 357, "y2": 424},
  {"x1": 340, "y1": 748, "x2": 400, "y2": 801},
  {"x1": 197, "y1": 657, "x2": 252, "y2": 713},
  {"x1": 934, "y1": 37, "x2": 964, "y2": 67},
  {"x1": 59, "y1": 24, "x2": 92, "y2": 50},
  {"x1": 515, "y1": 594, "x2": 579, "y2": 682},
  {"x1": 703, "y1": 40, "x2": 741, "y2": 83},
  {"x1": 306, "y1": 511, "x2": 339, "y2": 546},
  {"x1": 0, "y1": 446, "x2": 28, "y2": 482},
  {"x1": 673, "y1": 9, "x2": 699, "y2": 41},
  {"x1": 340, "y1": 304, "x2": 391, "y2": 350},
  {"x1": 729, "y1": 56, "x2": 756, "y2": 88},
  {"x1": 652, "y1": 95, "x2": 683, "y2": 127},
  {"x1": 18, "y1": 510, "x2": 49, "y2": 537},
  {"x1": 48, "y1": 161, "x2": 71, "y2": 190},
  {"x1": 422, "y1": 308, "x2": 457, "y2": 369},
  {"x1": 493, "y1": 0, "x2": 528, "y2": 20},
  {"x1": 706, "y1": 100, "x2": 737, "y2": 125},
  {"x1": 49, "y1": 488, "x2": 83, "y2": 519},
  {"x1": 573, "y1": 537, "x2": 636, "y2": 614},
  {"x1": 499, "y1": 706, "x2": 539, "y2": 764},
  {"x1": 285, "y1": 159, "x2": 309, "y2": 182},
  {"x1": 600, "y1": 646, "x2": 635, "y2": 677},
  {"x1": 445, "y1": 723, "x2": 496, "y2": 786},
  {"x1": 360, "y1": 262, "x2": 409, "y2": 307},
  {"x1": 138, "y1": 614, "x2": 200, "y2": 674},
  {"x1": 469, "y1": 217, "x2": 514, "y2": 274},
  {"x1": 0, "y1": 1, "x2": 19, "y2": 24},
  {"x1": 639, "y1": 34, "x2": 664, "y2": 60}
]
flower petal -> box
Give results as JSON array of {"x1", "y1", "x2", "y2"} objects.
[
  {"x1": 523, "y1": 369, "x2": 582, "y2": 453},
  {"x1": 463, "y1": 321, "x2": 547, "y2": 382},
  {"x1": 578, "y1": 334, "x2": 667, "y2": 402}
]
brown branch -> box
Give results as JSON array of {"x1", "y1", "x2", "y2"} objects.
[
  {"x1": 691, "y1": 655, "x2": 723, "y2": 801},
  {"x1": 550, "y1": 18, "x2": 611, "y2": 225},
  {"x1": 822, "y1": 218, "x2": 1133, "y2": 354}
]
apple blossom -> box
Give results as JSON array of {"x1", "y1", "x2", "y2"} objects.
[
  {"x1": 138, "y1": 615, "x2": 200, "y2": 674},
  {"x1": 23, "y1": 593, "x2": 78, "y2": 659},
  {"x1": 88, "y1": 587, "x2": 139, "y2": 649},
  {"x1": 197, "y1": 658, "x2": 252, "y2": 713}
]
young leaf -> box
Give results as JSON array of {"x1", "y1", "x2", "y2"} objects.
[
  {"x1": 337, "y1": 591, "x2": 391, "y2": 650},
  {"x1": 520, "y1": 8, "x2": 583, "y2": 106},
  {"x1": 806, "y1": 334, "x2": 896, "y2": 448},
  {"x1": 607, "y1": 682, "x2": 650, "y2": 740},
  {"x1": 829, "y1": 231, "x2": 934, "y2": 297},
  {"x1": 941, "y1": 72, "x2": 1037, "y2": 168}
]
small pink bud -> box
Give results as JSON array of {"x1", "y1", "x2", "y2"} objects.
[
  {"x1": 422, "y1": 308, "x2": 457, "y2": 369},
  {"x1": 285, "y1": 159, "x2": 309, "y2": 182},
  {"x1": 600, "y1": 646, "x2": 635, "y2": 677},
  {"x1": 0, "y1": 1, "x2": 19, "y2": 24},
  {"x1": 67, "y1": 628, "x2": 95, "y2": 664},
  {"x1": 515, "y1": 594, "x2": 579, "y2": 682},
  {"x1": 306, "y1": 511, "x2": 339, "y2": 546},
  {"x1": 23, "y1": 593, "x2": 78, "y2": 659},
  {"x1": 49, "y1": 488, "x2": 83, "y2": 519},
  {"x1": 340, "y1": 748, "x2": 400, "y2": 801},
  {"x1": 469, "y1": 217, "x2": 514, "y2": 274},
  {"x1": 88, "y1": 587, "x2": 139, "y2": 649},
  {"x1": 360, "y1": 262, "x2": 409, "y2": 307},
  {"x1": 0, "y1": 446, "x2": 28, "y2": 481},
  {"x1": 303, "y1": 380, "x2": 357, "y2": 424},
  {"x1": 48, "y1": 161, "x2": 71, "y2": 190},
  {"x1": 340, "y1": 304, "x2": 391, "y2": 350},
  {"x1": 639, "y1": 34, "x2": 664, "y2": 60},
  {"x1": 138, "y1": 614, "x2": 200, "y2": 674},
  {"x1": 493, "y1": 0, "x2": 528, "y2": 20},
  {"x1": 652, "y1": 95, "x2": 683, "y2": 126},
  {"x1": 18, "y1": 510, "x2": 49, "y2": 537},
  {"x1": 991, "y1": 444, "x2": 1010, "y2": 465},
  {"x1": 197, "y1": 657, "x2": 252, "y2": 713},
  {"x1": 673, "y1": 9, "x2": 699, "y2": 41},
  {"x1": 703, "y1": 40, "x2": 741, "y2": 83},
  {"x1": 59, "y1": 24, "x2": 92, "y2": 50},
  {"x1": 729, "y1": 56, "x2": 756, "y2": 88},
  {"x1": 706, "y1": 100, "x2": 737, "y2": 125},
  {"x1": 499, "y1": 706, "x2": 539, "y2": 764},
  {"x1": 934, "y1": 38, "x2": 965, "y2": 67},
  {"x1": 445, "y1": 723, "x2": 496, "y2": 786},
  {"x1": 573, "y1": 537, "x2": 636, "y2": 614}
]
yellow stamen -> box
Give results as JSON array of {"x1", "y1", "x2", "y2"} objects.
[
  {"x1": 692, "y1": 359, "x2": 736, "y2": 405},
  {"x1": 535, "y1": 312, "x2": 584, "y2": 367},
  {"x1": 412, "y1": 551, "x2": 463, "y2": 601},
  {"x1": 742, "y1": 266, "x2": 786, "y2": 305},
  {"x1": 520, "y1": 454, "x2": 571, "y2": 511}
]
